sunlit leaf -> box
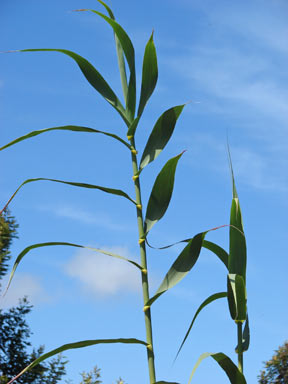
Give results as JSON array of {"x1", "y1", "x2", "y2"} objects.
[
  {"x1": 0, "y1": 178, "x2": 136, "y2": 215},
  {"x1": 137, "y1": 31, "x2": 158, "y2": 117},
  {"x1": 127, "y1": 116, "x2": 140, "y2": 138},
  {"x1": 0, "y1": 125, "x2": 131, "y2": 151},
  {"x1": 227, "y1": 274, "x2": 247, "y2": 322},
  {"x1": 84, "y1": 10, "x2": 136, "y2": 121},
  {"x1": 175, "y1": 292, "x2": 227, "y2": 360},
  {"x1": 16, "y1": 49, "x2": 129, "y2": 125},
  {"x1": 188, "y1": 352, "x2": 247, "y2": 384},
  {"x1": 235, "y1": 315, "x2": 250, "y2": 353},
  {"x1": 146, "y1": 232, "x2": 206, "y2": 306},
  {"x1": 228, "y1": 145, "x2": 246, "y2": 280},
  {"x1": 4, "y1": 242, "x2": 142, "y2": 295},
  {"x1": 145, "y1": 152, "x2": 184, "y2": 234},
  {"x1": 139, "y1": 105, "x2": 185, "y2": 171},
  {"x1": 7, "y1": 338, "x2": 147, "y2": 384},
  {"x1": 155, "y1": 382, "x2": 180, "y2": 384}
]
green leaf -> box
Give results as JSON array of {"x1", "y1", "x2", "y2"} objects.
[
  {"x1": 146, "y1": 232, "x2": 206, "y2": 306},
  {"x1": 96, "y1": 0, "x2": 128, "y2": 106},
  {"x1": 188, "y1": 352, "x2": 247, "y2": 384},
  {"x1": 145, "y1": 152, "x2": 183, "y2": 233},
  {"x1": 139, "y1": 105, "x2": 185, "y2": 171},
  {"x1": 137, "y1": 31, "x2": 158, "y2": 117},
  {"x1": 0, "y1": 125, "x2": 131, "y2": 151},
  {"x1": 154, "y1": 382, "x2": 180, "y2": 384},
  {"x1": 235, "y1": 315, "x2": 250, "y2": 353},
  {"x1": 227, "y1": 274, "x2": 247, "y2": 322},
  {"x1": 127, "y1": 116, "x2": 140, "y2": 138},
  {"x1": 87, "y1": 10, "x2": 136, "y2": 121},
  {"x1": 17, "y1": 49, "x2": 129, "y2": 125},
  {"x1": 4, "y1": 242, "x2": 142, "y2": 295},
  {"x1": 228, "y1": 145, "x2": 247, "y2": 280},
  {"x1": 7, "y1": 338, "x2": 147, "y2": 384},
  {"x1": 0, "y1": 178, "x2": 136, "y2": 215},
  {"x1": 175, "y1": 292, "x2": 227, "y2": 360}
]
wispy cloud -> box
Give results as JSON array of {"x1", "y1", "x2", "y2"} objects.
[
  {"x1": 1, "y1": 274, "x2": 49, "y2": 308},
  {"x1": 38, "y1": 204, "x2": 131, "y2": 231},
  {"x1": 64, "y1": 246, "x2": 140, "y2": 297}
]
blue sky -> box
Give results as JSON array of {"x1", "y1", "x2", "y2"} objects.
[{"x1": 1, "y1": 0, "x2": 287, "y2": 383}]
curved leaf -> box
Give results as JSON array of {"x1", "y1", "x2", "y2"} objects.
[
  {"x1": 127, "y1": 116, "x2": 140, "y2": 138},
  {"x1": 227, "y1": 274, "x2": 247, "y2": 322},
  {"x1": 155, "y1": 382, "x2": 180, "y2": 384},
  {"x1": 4, "y1": 242, "x2": 142, "y2": 295},
  {"x1": 87, "y1": 10, "x2": 136, "y2": 120},
  {"x1": 145, "y1": 152, "x2": 184, "y2": 234},
  {"x1": 228, "y1": 145, "x2": 246, "y2": 280},
  {"x1": 139, "y1": 105, "x2": 185, "y2": 171},
  {"x1": 137, "y1": 31, "x2": 158, "y2": 117},
  {"x1": 146, "y1": 232, "x2": 207, "y2": 306},
  {"x1": 235, "y1": 315, "x2": 250, "y2": 353},
  {"x1": 175, "y1": 292, "x2": 227, "y2": 360},
  {"x1": 0, "y1": 178, "x2": 136, "y2": 215},
  {"x1": 17, "y1": 49, "x2": 129, "y2": 125},
  {"x1": 188, "y1": 352, "x2": 247, "y2": 384},
  {"x1": 146, "y1": 237, "x2": 228, "y2": 269},
  {"x1": 7, "y1": 338, "x2": 147, "y2": 384},
  {"x1": 0, "y1": 125, "x2": 131, "y2": 151}
]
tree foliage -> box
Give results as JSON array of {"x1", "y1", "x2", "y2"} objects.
[
  {"x1": 258, "y1": 341, "x2": 288, "y2": 384},
  {"x1": 0, "y1": 209, "x2": 18, "y2": 283}
]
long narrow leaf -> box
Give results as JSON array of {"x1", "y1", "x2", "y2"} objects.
[
  {"x1": 155, "y1": 382, "x2": 180, "y2": 384},
  {"x1": 7, "y1": 338, "x2": 147, "y2": 384},
  {"x1": 139, "y1": 105, "x2": 185, "y2": 171},
  {"x1": 227, "y1": 273, "x2": 247, "y2": 322},
  {"x1": 0, "y1": 125, "x2": 131, "y2": 151},
  {"x1": 15, "y1": 49, "x2": 129, "y2": 125},
  {"x1": 145, "y1": 152, "x2": 184, "y2": 234},
  {"x1": 127, "y1": 116, "x2": 140, "y2": 138},
  {"x1": 175, "y1": 292, "x2": 227, "y2": 360},
  {"x1": 146, "y1": 232, "x2": 206, "y2": 306},
  {"x1": 146, "y1": 235, "x2": 228, "y2": 269},
  {"x1": 137, "y1": 31, "x2": 158, "y2": 117},
  {"x1": 188, "y1": 352, "x2": 247, "y2": 384},
  {"x1": 0, "y1": 178, "x2": 136, "y2": 215},
  {"x1": 79, "y1": 10, "x2": 136, "y2": 121},
  {"x1": 228, "y1": 145, "x2": 247, "y2": 280},
  {"x1": 96, "y1": 0, "x2": 128, "y2": 104},
  {"x1": 4, "y1": 242, "x2": 142, "y2": 295}
]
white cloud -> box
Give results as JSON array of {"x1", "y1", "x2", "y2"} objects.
[
  {"x1": 1, "y1": 273, "x2": 49, "y2": 308},
  {"x1": 65, "y1": 246, "x2": 140, "y2": 297}
]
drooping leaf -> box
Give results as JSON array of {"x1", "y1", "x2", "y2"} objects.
[
  {"x1": 96, "y1": 1, "x2": 128, "y2": 105},
  {"x1": 188, "y1": 352, "x2": 247, "y2": 384},
  {"x1": 146, "y1": 235, "x2": 228, "y2": 269},
  {"x1": 4, "y1": 242, "x2": 142, "y2": 295},
  {"x1": 0, "y1": 178, "x2": 136, "y2": 215},
  {"x1": 0, "y1": 125, "x2": 131, "y2": 151},
  {"x1": 175, "y1": 292, "x2": 227, "y2": 360},
  {"x1": 145, "y1": 152, "x2": 184, "y2": 234},
  {"x1": 85, "y1": 10, "x2": 136, "y2": 121},
  {"x1": 146, "y1": 232, "x2": 206, "y2": 306},
  {"x1": 137, "y1": 31, "x2": 158, "y2": 117},
  {"x1": 16, "y1": 49, "x2": 129, "y2": 125},
  {"x1": 235, "y1": 315, "x2": 250, "y2": 353},
  {"x1": 139, "y1": 105, "x2": 185, "y2": 171},
  {"x1": 228, "y1": 145, "x2": 246, "y2": 280},
  {"x1": 7, "y1": 338, "x2": 147, "y2": 384},
  {"x1": 227, "y1": 274, "x2": 247, "y2": 322}
]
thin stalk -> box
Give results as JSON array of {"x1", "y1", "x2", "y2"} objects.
[
  {"x1": 130, "y1": 137, "x2": 156, "y2": 384},
  {"x1": 237, "y1": 322, "x2": 243, "y2": 373}
]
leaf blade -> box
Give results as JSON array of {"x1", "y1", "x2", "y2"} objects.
[
  {"x1": 137, "y1": 31, "x2": 158, "y2": 117},
  {"x1": 0, "y1": 125, "x2": 131, "y2": 151},
  {"x1": 227, "y1": 273, "x2": 247, "y2": 322},
  {"x1": 139, "y1": 105, "x2": 185, "y2": 171},
  {"x1": 7, "y1": 338, "x2": 147, "y2": 384},
  {"x1": 188, "y1": 352, "x2": 247, "y2": 384},
  {"x1": 175, "y1": 292, "x2": 227, "y2": 360},
  {"x1": 4, "y1": 242, "x2": 142, "y2": 295},
  {"x1": 145, "y1": 152, "x2": 183, "y2": 234}
]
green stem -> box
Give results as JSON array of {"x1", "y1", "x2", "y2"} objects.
[
  {"x1": 130, "y1": 138, "x2": 156, "y2": 384},
  {"x1": 237, "y1": 322, "x2": 243, "y2": 373}
]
